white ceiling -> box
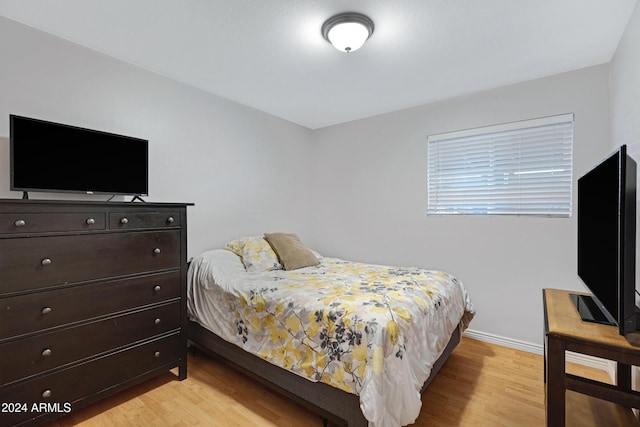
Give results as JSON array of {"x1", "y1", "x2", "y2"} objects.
[{"x1": 0, "y1": 0, "x2": 637, "y2": 129}]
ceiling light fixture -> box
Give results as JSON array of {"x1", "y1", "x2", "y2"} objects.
[{"x1": 321, "y1": 12, "x2": 374, "y2": 53}]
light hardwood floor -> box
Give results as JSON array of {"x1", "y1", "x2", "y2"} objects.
[{"x1": 46, "y1": 337, "x2": 639, "y2": 426}]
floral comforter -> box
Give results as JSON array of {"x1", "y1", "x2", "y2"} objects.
[{"x1": 187, "y1": 249, "x2": 474, "y2": 427}]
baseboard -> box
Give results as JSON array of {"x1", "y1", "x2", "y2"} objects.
[
  {"x1": 463, "y1": 328, "x2": 615, "y2": 379},
  {"x1": 463, "y1": 329, "x2": 542, "y2": 354}
]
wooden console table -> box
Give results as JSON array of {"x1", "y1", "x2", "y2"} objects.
[{"x1": 544, "y1": 288, "x2": 640, "y2": 426}]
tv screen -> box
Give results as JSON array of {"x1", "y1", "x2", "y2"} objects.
[
  {"x1": 10, "y1": 115, "x2": 148, "y2": 197},
  {"x1": 577, "y1": 145, "x2": 637, "y2": 335}
]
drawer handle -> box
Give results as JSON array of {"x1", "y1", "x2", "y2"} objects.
[
  {"x1": 167, "y1": 216, "x2": 175, "y2": 224},
  {"x1": 154, "y1": 285, "x2": 161, "y2": 292},
  {"x1": 154, "y1": 351, "x2": 161, "y2": 358},
  {"x1": 120, "y1": 217, "x2": 129, "y2": 224},
  {"x1": 154, "y1": 318, "x2": 161, "y2": 325},
  {"x1": 14, "y1": 219, "x2": 26, "y2": 227},
  {"x1": 42, "y1": 389, "x2": 52, "y2": 399},
  {"x1": 41, "y1": 307, "x2": 52, "y2": 315},
  {"x1": 42, "y1": 348, "x2": 52, "y2": 357},
  {"x1": 86, "y1": 218, "x2": 96, "y2": 225},
  {"x1": 153, "y1": 248, "x2": 161, "y2": 255},
  {"x1": 41, "y1": 258, "x2": 52, "y2": 266}
]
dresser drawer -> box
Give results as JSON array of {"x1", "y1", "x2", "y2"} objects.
[
  {"x1": 0, "y1": 333, "x2": 182, "y2": 426},
  {"x1": 109, "y1": 211, "x2": 180, "y2": 230},
  {"x1": 0, "y1": 230, "x2": 180, "y2": 294},
  {"x1": 0, "y1": 271, "x2": 180, "y2": 340},
  {"x1": 0, "y1": 212, "x2": 106, "y2": 235},
  {"x1": 1, "y1": 301, "x2": 181, "y2": 385}
]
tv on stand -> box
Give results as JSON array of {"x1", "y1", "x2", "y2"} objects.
[{"x1": 576, "y1": 144, "x2": 640, "y2": 342}]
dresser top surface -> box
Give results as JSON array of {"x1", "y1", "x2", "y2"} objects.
[{"x1": 0, "y1": 198, "x2": 193, "y2": 208}]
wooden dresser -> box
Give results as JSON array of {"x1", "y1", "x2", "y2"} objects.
[{"x1": 0, "y1": 199, "x2": 191, "y2": 426}]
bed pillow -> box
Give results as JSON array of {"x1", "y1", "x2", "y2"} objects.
[
  {"x1": 225, "y1": 236, "x2": 282, "y2": 272},
  {"x1": 264, "y1": 232, "x2": 320, "y2": 271}
]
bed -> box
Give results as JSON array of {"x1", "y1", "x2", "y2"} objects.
[{"x1": 187, "y1": 234, "x2": 475, "y2": 427}]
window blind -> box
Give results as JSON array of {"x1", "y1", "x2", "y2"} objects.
[{"x1": 427, "y1": 113, "x2": 574, "y2": 216}]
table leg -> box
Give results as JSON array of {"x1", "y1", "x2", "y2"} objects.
[
  {"x1": 543, "y1": 333, "x2": 547, "y2": 383},
  {"x1": 617, "y1": 362, "x2": 632, "y2": 390},
  {"x1": 546, "y1": 335, "x2": 566, "y2": 426}
]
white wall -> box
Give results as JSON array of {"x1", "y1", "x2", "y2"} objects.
[
  {"x1": 0, "y1": 16, "x2": 313, "y2": 257},
  {"x1": 309, "y1": 65, "x2": 612, "y2": 345},
  {"x1": 0, "y1": 13, "x2": 628, "y2": 347},
  {"x1": 611, "y1": 2, "x2": 640, "y2": 156}
]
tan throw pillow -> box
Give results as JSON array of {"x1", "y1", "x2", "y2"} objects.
[{"x1": 264, "y1": 232, "x2": 320, "y2": 271}]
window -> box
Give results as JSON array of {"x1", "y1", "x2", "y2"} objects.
[{"x1": 427, "y1": 113, "x2": 573, "y2": 216}]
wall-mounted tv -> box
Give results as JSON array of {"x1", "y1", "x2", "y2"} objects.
[
  {"x1": 576, "y1": 144, "x2": 638, "y2": 338},
  {"x1": 10, "y1": 114, "x2": 148, "y2": 197}
]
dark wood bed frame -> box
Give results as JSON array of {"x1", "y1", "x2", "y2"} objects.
[{"x1": 188, "y1": 320, "x2": 462, "y2": 427}]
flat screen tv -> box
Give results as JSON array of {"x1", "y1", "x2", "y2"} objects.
[
  {"x1": 10, "y1": 114, "x2": 148, "y2": 197},
  {"x1": 576, "y1": 144, "x2": 638, "y2": 337}
]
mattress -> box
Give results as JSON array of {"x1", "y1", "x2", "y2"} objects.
[{"x1": 187, "y1": 248, "x2": 474, "y2": 427}]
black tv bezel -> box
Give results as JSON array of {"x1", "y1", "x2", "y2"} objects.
[
  {"x1": 577, "y1": 144, "x2": 637, "y2": 336},
  {"x1": 10, "y1": 114, "x2": 149, "y2": 197}
]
